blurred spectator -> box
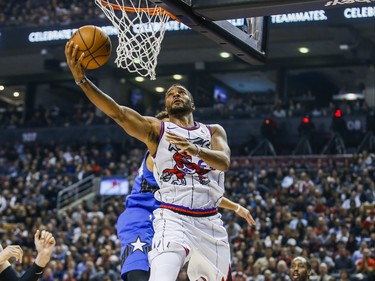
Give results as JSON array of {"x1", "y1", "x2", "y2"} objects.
[
  {"x1": 264, "y1": 269, "x2": 273, "y2": 281},
  {"x1": 316, "y1": 247, "x2": 335, "y2": 272},
  {"x1": 355, "y1": 248, "x2": 375, "y2": 281},
  {"x1": 273, "y1": 259, "x2": 291, "y2": 281},
  {"x1": 254, "y1": 246, "x2": 274, "y2": 272},
  {"x1": 334, "y1": 243, "x2": 356, "y2": 274},
  {"x1": 273, "y1": 105, "x2": 287, "y2": 118},
  {"x1": 353, "y1": 242, "x2": 369, "y2": 264},
  {"x1": 316, "y1": 262, "x2": 333, "y2": 281},
  {"x1": 338, "y1": 269, "x2": 350, "y2": 281},
  {"x1": 247, "y1": 264, "x2": 264, "y2": 281}
]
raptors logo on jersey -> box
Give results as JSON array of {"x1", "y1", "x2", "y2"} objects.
[{"x1": 160, "y1": 139, "x2": 211, "y2": 185}]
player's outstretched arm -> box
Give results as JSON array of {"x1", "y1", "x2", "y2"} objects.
[
  {"x1": 219, "y1": 197, "x2": 256, "y2": 226},
  {"x1": 64, "y1": 41, "x2": 158, "y2": 144}
]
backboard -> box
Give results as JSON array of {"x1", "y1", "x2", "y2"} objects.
[
  {"x1": 157, "y1": 0, "x2": 374, "y2": 65},
  {"x1": 156, "y1": 0, "x2": 269, "y2": 65}
]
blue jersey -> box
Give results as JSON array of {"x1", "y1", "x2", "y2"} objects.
[{"x1": 117, "y1": 152, "x2": 160, "y2": 280}]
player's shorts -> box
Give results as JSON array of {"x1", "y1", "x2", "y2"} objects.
[
  {"x1": 149, "y1": 207, "x2": 231, "y2": 281},
  {"x1": 117, "y1": 204, "x2": 155, "y2": 280}
]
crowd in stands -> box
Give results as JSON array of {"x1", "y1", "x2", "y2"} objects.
[
  {"x1": 0, "y1": 95, "x2": 372, "y2": 130},
  {"x1": 0, "y1": 0, "x2": 103, "y2": 28},
  {"x1": 0, "y1": 138, "x2": 374, "y2": 281},
  {"x1": 201, "y1": 94, "x2": 371, "y2": 121},
  {"x1": 0, "y1": 102, "x2": 110, "y2": 129}
]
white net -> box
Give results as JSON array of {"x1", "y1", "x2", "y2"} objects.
[{"x1": 95, "y1": 0, "x2": 173, "y2": 80}]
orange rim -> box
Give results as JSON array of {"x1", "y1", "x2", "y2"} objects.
[{"x1": 100, "y1": 0, "x2": 179, "y2": 21}]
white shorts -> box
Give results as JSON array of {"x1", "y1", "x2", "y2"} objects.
[{"x1": 149, "y1": 208, "x2": 231, "y2": 281}]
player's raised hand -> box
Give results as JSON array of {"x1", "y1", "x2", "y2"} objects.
[
  {"x1": 0, "y1": 244, "x2": 23, "y2": 264},
  {"x1": 236, "y1": 205, "x2": 256, "y2": 226},
  {"x1": 65, "y1": 41, "x2": 85, "y2": 82},
  {"x1": 165, "y1": 132, "x2": 199, "y2": 156},
  {"x1": 34, "y1": 230, "x2": 56, "y2": 268}
]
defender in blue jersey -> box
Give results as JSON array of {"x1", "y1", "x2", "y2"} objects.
[{"x1": 117, "y1": 151, "x2": 159, "y2": 281}]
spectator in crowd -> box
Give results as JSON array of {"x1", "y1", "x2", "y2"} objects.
[
  {"x1": 274, "y1": 259, "x2": 291, "y2": 281},
  {"x1": 356, "y1": 248, "x2": 375, "y2": 281},
  {"x1": 352, "y1": 241, "x2": 369, "y2": 264},
  {"x1": 316, "y1": 262, "x2": 333, "y2": 281},
  {"x1": 287, "y1": 238, "x2": 303, "y2": 257},
  {"x1": 338, "y1": 270, "x2": 350, "y2": 281},
  {"x1": 264, "y1": 269, "x2": 273, "y2": 281},
  {"x1": 246, "y1": 264, "x2": 263, "y2": 281},
  {"x1": 315, "y1": 247, "x2": 335, "y2": 272},
  {"x1": 273, "y1": 101, "x2": 287, "y2": 118},
  {"x1": 334, "y1": 242, "x2": 356, "y2": 274},
  {"x1": 254, "y1": 246, "x2": 274, "y2": 272}
]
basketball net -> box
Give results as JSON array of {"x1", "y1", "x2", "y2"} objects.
[{"x1": 95, "y1": 0, "x2": 176, "y2": 80}]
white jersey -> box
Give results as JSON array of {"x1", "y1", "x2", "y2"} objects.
[
  {"x1": 153, "y1": 120, "x2": 225, "y2": 210},
  {"x1": 149, "y1": 121, "x2": 231, "y2": 281}
]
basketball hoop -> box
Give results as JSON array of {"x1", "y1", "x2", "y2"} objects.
[{"x1": 95, "y1": 0, "x2": 177, "y2": 80}]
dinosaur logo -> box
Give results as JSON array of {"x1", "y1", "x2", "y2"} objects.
[{"x1": 161, "y1": 137, "x2": 211, "y2": 185}]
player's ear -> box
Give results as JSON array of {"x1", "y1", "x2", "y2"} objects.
[{"x1": 192, "y1": 102, "x2": 196, "y2": 111}]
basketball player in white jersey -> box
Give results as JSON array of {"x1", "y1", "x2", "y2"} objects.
[{"x1": 65, "y1": 41, "x2": 235, "y2": 281}]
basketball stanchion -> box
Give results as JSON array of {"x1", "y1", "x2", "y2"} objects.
[{"x1": 95, "y1": 0, "x2": 178, "y2": 80}]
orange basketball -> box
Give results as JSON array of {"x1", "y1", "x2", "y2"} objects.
[{"x1": 69, "y1": 25, "x2": 112, "y2": 70}]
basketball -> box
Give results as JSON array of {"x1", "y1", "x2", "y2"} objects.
[{"x1": 69, "y1": 25, "x2": 112, "y2": 70}]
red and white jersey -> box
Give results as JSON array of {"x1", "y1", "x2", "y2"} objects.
[{"x1": 152, "y1": 121, "x2": 225, "y2": 210}]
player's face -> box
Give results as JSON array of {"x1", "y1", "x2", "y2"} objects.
[
  {"x1": 165, "y1": 86, "x2": 194, "y2": 116},
  {"x1": 290, "y1": 257, "x2": 310, "y2": 281}
]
